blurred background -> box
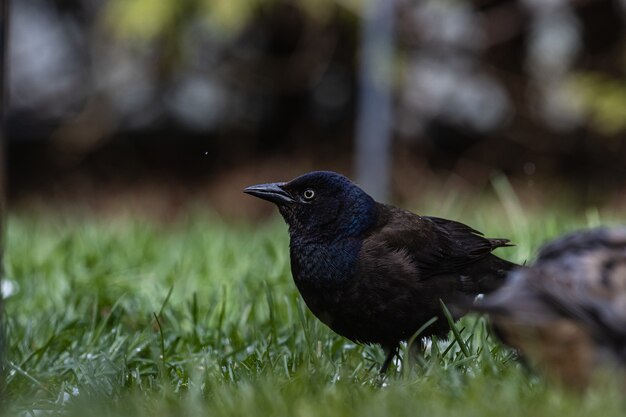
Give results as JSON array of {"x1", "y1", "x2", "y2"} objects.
[{"x1": 6, "y1": 0, "x2": 626, "y2": 218}]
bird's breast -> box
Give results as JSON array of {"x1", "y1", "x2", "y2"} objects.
[
  {"x1": 288, "y1": 240, "x2": 362, "y2": 337},
  {"x1": 289, "y1": 239, "x2": 361, "y2": 290}
]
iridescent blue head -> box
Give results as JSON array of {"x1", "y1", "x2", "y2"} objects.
[{"x1": 244, "y1": 171, "x2": 377, "y2": 240}]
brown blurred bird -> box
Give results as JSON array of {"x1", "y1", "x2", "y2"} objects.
[{"x1": 473, "y1": 227, "x2": 626, "y2": 390}]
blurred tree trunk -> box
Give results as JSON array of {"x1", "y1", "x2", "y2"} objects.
[
  {"x1": 0, "y1": 0, "x2": 7, "y2": 406},
  {"x1": 355, "y1": 0, "x2": 394, "y2": 202}
]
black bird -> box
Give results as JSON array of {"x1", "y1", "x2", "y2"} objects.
[
  {"x1": 471, "y1": 227, "x2": 626, "y2": 390},
  {"x1": 244, "y1": 171, "x2": 517, "y2": 372}
]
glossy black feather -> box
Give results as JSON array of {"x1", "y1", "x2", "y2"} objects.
[{"x1": 244, "y1": 171, "x2": 518, "y2": 369}]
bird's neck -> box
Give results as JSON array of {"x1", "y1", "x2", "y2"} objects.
[
  {"x1": 338, "y1": 197, "x2": 377, "y2": 237},
  {"x1": 289, "y1": 237, "x2": 361, "y2": 289}
]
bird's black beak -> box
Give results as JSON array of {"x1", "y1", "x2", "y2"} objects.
[{"x1": 243, "y1": 182, "x2": 295, "y2": 205}]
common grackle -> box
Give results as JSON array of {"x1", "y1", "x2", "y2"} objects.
[
  {"x1": 472, "y1": 227, "x2": 626, "y2": 390},
  {"x1": 244, "y1": 171, "x2": 517, "y2": 372}
]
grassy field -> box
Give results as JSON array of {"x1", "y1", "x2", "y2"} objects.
[{"x1": 4, "y1": 186, "x2": 626, "y2": 416}]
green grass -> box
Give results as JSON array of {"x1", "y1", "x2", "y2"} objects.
[{"x1": 4, "y1": 190, "x2": 626, "y2": 416}]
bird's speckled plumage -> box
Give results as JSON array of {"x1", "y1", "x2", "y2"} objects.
[
  {"x1": 474, "y1": 227, "x2": 626, "y2": 389},
  {"x1": 244, "y1": 171, "x2": 517, "y2": 371}
]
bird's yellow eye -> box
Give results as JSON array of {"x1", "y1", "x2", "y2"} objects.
[{"x1": 303, "y1": 189, "x2": 315, "y2": 200}]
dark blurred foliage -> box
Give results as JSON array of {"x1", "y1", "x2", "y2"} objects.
[{"x1": 6, "y1": 0, "x2": 626, "y2": 211}]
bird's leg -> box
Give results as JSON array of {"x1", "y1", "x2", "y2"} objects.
[
  {"x1": 406, "y1": 339, "x2": 426, "y2": 370},
  {"x1": 380, "y1": 345, "x2": 399, "y2": 374}
]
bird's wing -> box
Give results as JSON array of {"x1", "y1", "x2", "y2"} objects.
[
  {"x1": 425, "y1": 215, "x2": 513, "y2": 250},
  {"x1": 370, "y1": 205, "x2": 511, "y2": 277}
]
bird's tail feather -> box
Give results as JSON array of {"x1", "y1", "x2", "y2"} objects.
[{"x1": 488, "y1": 238, "x2": 515, "y2": 249}]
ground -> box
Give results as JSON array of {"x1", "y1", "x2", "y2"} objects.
[{"x1": 4, "y1": 182, "x2": 626, "y2": 416}]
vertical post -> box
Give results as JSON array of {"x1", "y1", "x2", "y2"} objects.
[
  {"x1": 0, "y1": 0, "x2": 8, "y2": 404},
  {"x1": 355, "y1": 0, "x2": 394, "y2": 202}
]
